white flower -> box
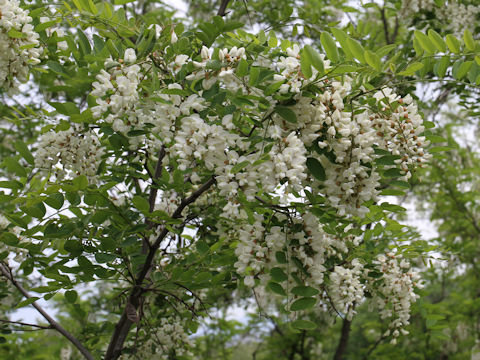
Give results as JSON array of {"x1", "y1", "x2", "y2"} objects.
[
  {"x1": 171, "y1": 30, "x2": 178, "y2": 43},
  {"x1": 123, "y1": 48, "x2": 136, "y2": 63},
  {"x1": 174, "y1": 54, "x2": 189, "y2": 67}
]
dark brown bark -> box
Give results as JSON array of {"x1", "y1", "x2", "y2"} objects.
[
  {"x1": 380, "y1": 7, "x2": 391, "y2": 44},
  {"x1": 333, "y1": 318, "x2": 351, "y2": 360},
  {"x1": 217, "y1": 0, "x2": 232, "y2": 16}
]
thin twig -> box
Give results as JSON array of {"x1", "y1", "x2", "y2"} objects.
[
  {"x1": 0, "y1": 263, "x2": 94, "y2": 360},
  {"x1": 0, "y1": 318, "x2": 53, "y2": 330}
]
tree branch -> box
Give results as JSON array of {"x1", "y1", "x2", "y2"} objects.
[
  {"x1": 217, "y1": 0, "x2": 232, "y2": 16},
  {"x1": 0, "y1": 263, "x2": 94, "y2": 360},
  {"x1": 333, "y1": 318, "x2": 352, "y2": 360},
  {"x1": 147, "y1": 147, "x2": 166, "y2": 214},
  {"x1": 0, "y1": 318, "x2": 54, "y2": 330},
  {"x1": 144, "y1": 147, "x2": 166, "y2": 253},
  {"x1": 105, "y1": 176, "x2": 216, "y2": 360},
  {"x1": 380, "y1": 7, "x2": 391, "y2": 44}
]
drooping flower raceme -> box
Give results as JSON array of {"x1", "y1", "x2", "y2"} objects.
[
  {"x1": 0, "y1": 0, "x2": 41, "y2": 93},
  {"x1": 35, "y1": 125, "x2": 104, "y2": 182},
  {"x1": 368, "y1": 253, "x2": 421, "y2": 343},
  {"x1": 123, "y1": 317, "x2": 194, "y2": 360}
]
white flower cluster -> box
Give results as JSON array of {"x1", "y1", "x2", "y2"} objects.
[
  {"x1": 124, "y1": 317, "x2": 193, "y2": 360},
  {"x1": 400, "y1": 0, "x2": 436, "y2": 20},
  {"x1": 91, "y1": 52, "x2": 141, "y2": 123},
  {"x1": 0, "y1": 0, "x2": 41, "y2": 93},
  {"x1": 187, "y1": 45, "x2": 247, "y2": 90},
  {"x1": 328, "y1": 259, "x2": 364, "y2": 320},
  {"x1": 233, "y1": 211, "x2": 359, "y2": 291},
  {"x1": 372, "y1": 89, "x2": 431, "y2": 175},
  {"x1": 35, "y1": 125, "x2": 104, "y2": 182},
  {"x1": 368, "y1": 253, "x2": 421, "y2": 343},
  {"x1": 400, "y1": 0, "x2": 480, "y2": 37},
  {"x1": 435, "y1": 1, "x2": 480, "y2": 37}
]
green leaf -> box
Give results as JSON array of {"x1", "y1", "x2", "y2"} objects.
[
  {"x1": 268, "y1": 281, "x2": 287, "y2": 296},
  {"x1": 426, "y1": 135, "x2": 447, "y2": 143},
  {"x1": 320, "y1": 32, "x2": 339, "y2": 63},
  {"x1": 73, "y1": 175, "x2": 88, "y2": 190},
  {"x1": 270, "y1": 267, "x2": 288, "y2": 282},
  {"x1": 428, "y1": 29, "x2": 446, "y2": 52},
  {"x1": 275, "y1": 251, "x2": 287, "y2": 264},
  {"x1": 300, "y1": 52, "x2": 312, "y2": 79},
  {"x1": 346, "y1": 38, "x2": 365, "y2": 63},
  {"x1": 364, "y1": 50, "x2": 381, "y2": 71},
  {"x1": 3, "y1": 158, "x2": 27, "y2": 177},
  {"x1": 132, "y1": 195, "x2": 150, "y2": 213},
  {"x1": 236, "y1": 58, "x2": 248, "y2": 77},
  {"x1": 14, "y1": 141, "x2": 34, "y2": 166},
  {"x1": 15, "y1": 297, "x2": 39, "y2": 309},
  {"x1": 303, "y1": 45, "x2": 325, "y2": 74},
  {"x1": 7, "y1": 29, "x2": 26, "y2": 39},
  {"x1": 414, "y1": 30, "x2": 436, "y2": 54},
  {"x1": 72, "y1": 0, "x2": 84, "y2": 10},
  {"x1": 376, "y1": 155, "x2": 401, "y2": 165},
  {"x1": 380, "y1": 202, "x2": 406, "y2": 212},
  {"x1": 291, "y1": 319, "x2": 317, "y2": 330},
  {"x1": 429, "y1": 146, "x2": 454, "y2": 153},
  {"x1": 1, "y1": 232, "x2": 19, "y2": 246},
  {"x1": 231, "y1": 161, "x2": 249, "y2": 174},
  {"x1": 77, "y1": 29, "x2": 91, "y2": 55},
  {"x1": 376, "y1": 44, "x2": 397, "y2": 58},
  {"x1": 275, "y1": 105, "x2": 297, "y2": 123},
  {"x1": 0, "y1": 180, "x2": 23, "y2": 191},
  {"x1": 446, "y1": 34, "x2": 460, "y2": 54},
  {"x1": 290, "y1": 297, "x2": 316, "y2": 311},
  {"x1": 95, "y1": 253, "x2": 117, "y2": 263},
  {"x1": 434, "y1": 56, "x2": 450, "y2": 78},
  {"x1": 87, "y1": 0, "x2": 98, "y2": 14},
  {"x1": 248, "y1": 67, "x2": 260, "y2": 86},
  {"x1": 380, "y1": 189, "x2": 406, "y2": 196},
  {"x1": 398, "y1": 62, "x2": 424, "y2": 76},
  {"x1": 383, "y1": 168, "x2": 404, "y2": 178},
  {"x1": 49, "y1": 102, "x2": 80, "y2": 115},
  {"x1": 35, "y1": 20, "x2": 58, "y2": 33},
  {"x1": 291, "y1": 286, "x2": 319, "y2": 297},
  {"x1": 331, "y1": 28, "x2": 354, "y2": 60},
  {"x1": 23, "y1": 202, "x2": 46, "y2": 219},
  {"x1": 268, "y1": 33, "x2": 277, "y2": 48},
  {"x1": 463, "y1": 29, "x2": 475, "y2": 51},
  {"x1": 413, "y1": 37, "x2": 424, "y2": 56},
  {"x1": 64, "y1": 290, "x2": 78, "y2": 303},
  {"x1": 306, "y1": 157, "x2": 326, "y2": 181},
  {"x1": 454, "y1": 61, "x2": 473, "y2": 80},
  {"x1": 196, "y1": 241, "x2": 209, "y2": 255}
]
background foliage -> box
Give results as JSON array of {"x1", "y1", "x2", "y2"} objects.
[{"x1": 1, "y1": 0, "x2": 480, "y2": 359}]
